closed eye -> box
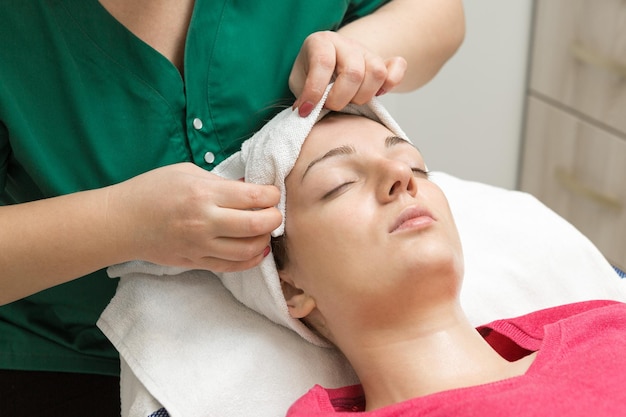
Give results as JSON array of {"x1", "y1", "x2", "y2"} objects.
[
  {"x1": 323, "y1": 168, "x2": 427, "y2": 199},
  {"x1": 322, "y1": 181, "x2": 356, "y2": 200},
  {"x1": 412, "y1": 167, "x2": 430, "y2": 178}
]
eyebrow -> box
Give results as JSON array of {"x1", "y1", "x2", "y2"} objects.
[{"x1": 300, "y1": 135, "x2": 414, "y2": 182}]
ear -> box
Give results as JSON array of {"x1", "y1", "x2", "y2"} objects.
[{"x1": 278, "y1": 270, "x2": 317, "y2": 319}]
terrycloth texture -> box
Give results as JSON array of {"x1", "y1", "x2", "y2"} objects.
[
  {"x1": 99, "y1": 171, "x2": 626, "y2": 417},
  {"x1": 213, "y1": 84, "x2": 409, "y2": 237},
  {"x1": 108, "y1": 84, "x2": 410, "y2": 347},
  {"x1": 99, "y1": 270, "x2": 357, "y2": 417},
  {"x1": 100, "y1": 87, "x2": 626, "y2": 417}
]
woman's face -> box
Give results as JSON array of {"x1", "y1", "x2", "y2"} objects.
[{"x1": 281, "y1": 113, "x2": 464, "y2": 338}]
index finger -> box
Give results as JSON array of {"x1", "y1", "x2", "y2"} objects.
[{"x1": 296, "y1": 38, "x2": 337, "y2": 117}]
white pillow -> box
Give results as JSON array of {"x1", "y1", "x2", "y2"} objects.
[
  {"x1": 431, "y1": 171, "x2": 626, "y2": 325},
  {"x1": 99, "y1": 172, "x2": 626, "y2": 417}
]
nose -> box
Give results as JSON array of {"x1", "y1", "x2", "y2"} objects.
[{"x1": 376, "y1": 159, "x2": 418, "y2": 203}]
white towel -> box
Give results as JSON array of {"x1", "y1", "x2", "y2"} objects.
[
  {"x1": 99, "y1": 269, "x2": 358, "y2": 417},
  {"x1": 99, "y1": 172, "x2": 626, "y2": 417},
  {"x1": 220, "y1": 84, "x2": 408, "y2": 238},
  {"x1": 107, "y1": 83, "x2": 410, "y2": 347},
  {"x1": 99, "y1": 86, "x2": 409, "y2": 416},
  {"x1": 99, "y1": 84, "x2": 626, "y2": 417}
]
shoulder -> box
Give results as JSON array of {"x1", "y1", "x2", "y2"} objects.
[{"x1": 479, "y1": 300, "x2": 624, "y2": 353}]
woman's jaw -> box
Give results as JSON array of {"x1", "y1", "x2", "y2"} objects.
[{"x1": 277, "y1": 113, "x2": 465, "y2": 346}]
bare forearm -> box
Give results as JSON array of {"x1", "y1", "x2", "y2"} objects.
[
  {"x1": 0, "y1": 163, "x2": 282, "y2": 305},
  {"x1": 338, "y1": 0, "x2": 465, "y2": 91},
  {"x1": 0, "y1": 187, "x2": 130, "y2": 305}
]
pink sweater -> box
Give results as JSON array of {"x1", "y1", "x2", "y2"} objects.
[{"x1": 287, "y1": 300, "x2": 626, "y2": 416}]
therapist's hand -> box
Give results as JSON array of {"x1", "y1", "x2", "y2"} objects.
[
  {"x1": 109, "y1": 163, "x2": 282, "y2": 272},
  {"x1": 289, "y1": 31, "x2": 407, "y2": 117}
]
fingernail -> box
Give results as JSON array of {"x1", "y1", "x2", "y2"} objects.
[
  {"x1": 298, "y1": 101, "x2": 314, "y2": 117},
  {"x1": 263, "y1": 246, "x2": 271, "y2": 257},
  {"x1": 375, "y1": 88, "x2": 387, "y2": 97}
]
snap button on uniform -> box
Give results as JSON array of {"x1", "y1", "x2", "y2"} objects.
[
  {"x1": 203, "y1": 151, "x2": 215, "y2": 164},
  {"x1": 192, "y1": 118, "x2": 203, "y2": 130}
]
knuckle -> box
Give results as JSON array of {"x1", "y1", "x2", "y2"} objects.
[
  {"x1": 241, "y1": 243, "x2": 263, "y2": 261},
  {"x1": 342, "y1": 66, "x2": 365, "y2": 84},
  {"x1": 183, "y1": 176, "x2": 207, "y2": 201},
  {"x1": 369, "y1": 62, "x2": 388, "y2": 83},
  {"x1": 244, "y1": 186, "x2": 264, "y2": 206},
  {"x1": 314, "y1": 53, "x2": 336, "y2": 72}
]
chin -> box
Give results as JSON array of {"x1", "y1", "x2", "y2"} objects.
[{"x1": 404, "y1": 241, "x2": 464, "y2": 280}]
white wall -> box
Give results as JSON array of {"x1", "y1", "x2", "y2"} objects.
[{"x1": 381, "y1": 0, "x2": 533, "y2": 189}]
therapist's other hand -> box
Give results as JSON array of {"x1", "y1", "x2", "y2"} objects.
[
  {"x1": 289, "y1": 31, "x2": 407, "y2": 117},
  {"x1": 109, "y1": 163, "x2": 282, "y2": 272}
]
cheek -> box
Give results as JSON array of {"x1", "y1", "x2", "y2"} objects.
[
  {"x1": 287, "y1": 208, "x2": 349, "y2": 270},
  {"x1": 290, "y1": 199, "x2": 376, "y2": 254},
  {"x1": 285, "y1": 200, "x2": 378, "y2": 287}
]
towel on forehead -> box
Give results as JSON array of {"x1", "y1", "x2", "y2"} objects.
[
  {"x1": 213, "y1": 84, "x2": 410, "y2": 237},
  {"x1": 107, "y1": 84, "x2": 410, "y2": 347}
]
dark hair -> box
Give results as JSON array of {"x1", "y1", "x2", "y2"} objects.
[{"x1": 271, "y1": 234, "x2": 289, "y2": 270}]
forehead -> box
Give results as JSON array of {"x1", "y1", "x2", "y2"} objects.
[
  {"x1": 302, "y1": 113, "x2": 417, "y2": 158},
  {"x1": 313, "y1": 113, "x2": 390, "y2": 139},
  {"x1": 300, "y1": 114, "x2": 397, "y2": 156}
]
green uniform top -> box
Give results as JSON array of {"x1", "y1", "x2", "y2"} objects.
[{"x1": 0, "y1": 0, "x2": 389, "y2": 377}]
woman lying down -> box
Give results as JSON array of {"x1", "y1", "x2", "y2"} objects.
[
  {"x1": 267, "y1": 110, "x2": 626, "y2": 415},
  {"x1": 102, "y1": 88, "x2": 625, "y2": 416}
]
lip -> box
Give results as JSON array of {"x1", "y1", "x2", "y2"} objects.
[{"x1": 389, "y1": 205, "x2": 435, "y2": 233}]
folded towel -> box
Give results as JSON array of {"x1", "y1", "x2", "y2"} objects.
[
  {"x1": 107, "y1": 83, "x2": 409, "y2": 347},
  {"x1": 99, "y1": 171, "x2": 626, "y2": 417},
  {"x1": 99, "y1": 85, "x2": 626, "y2": 417},
  {"x1": 100, "y1": 86, "x2": 408, "y2": 416}
]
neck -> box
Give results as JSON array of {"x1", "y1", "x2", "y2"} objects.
[
  {"x1": 336, "y1": 303, "x2": 533, "y2": 411},
  {"x1": 98, "y1": 0, "x2": 195, "y2": 72}
]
